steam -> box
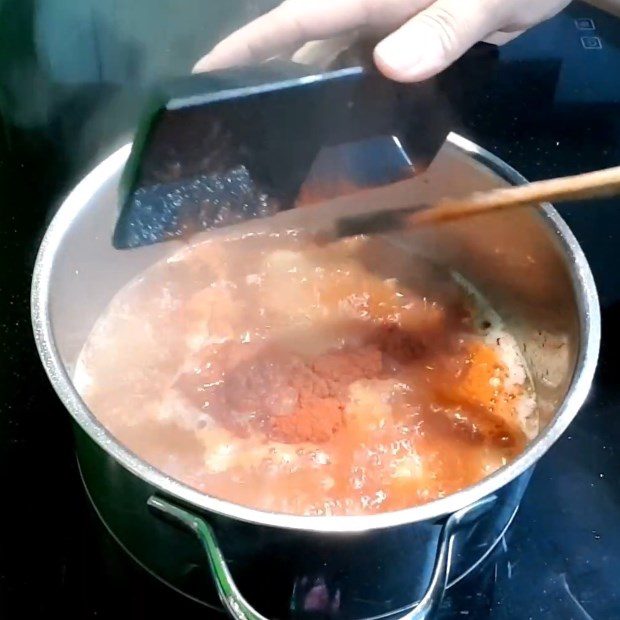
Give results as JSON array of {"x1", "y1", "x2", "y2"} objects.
[{"x1": 0, "y1": 1, "x2": 280, "y2": 184}]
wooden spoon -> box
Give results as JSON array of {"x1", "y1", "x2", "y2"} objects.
[{"x1": 330, "y1": 164, "x2": 620, "y2": 239}]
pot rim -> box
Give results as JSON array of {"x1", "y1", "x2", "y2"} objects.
[{"x1": 31, "y1": 132, "x2": 600, "y2": 533}]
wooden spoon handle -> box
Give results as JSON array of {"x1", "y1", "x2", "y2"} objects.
[{"x1": 412, "y1": 164, "x2": 620, "y2": 225}]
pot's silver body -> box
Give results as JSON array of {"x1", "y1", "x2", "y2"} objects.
[
  {"x1": 76, "y1": 425, "x2": 532, "y2": 618},
  {"x1": 32, "y1": 134, "x2": 600, "y2": 619}
]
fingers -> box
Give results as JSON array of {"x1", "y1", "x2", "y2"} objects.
[
  {"x1": 193, "y1": 0, "x2": 430, "y2": 73},
  {"x1": 483, "y1": 30, "x2": 523, "y2": 46},
  {"x1": 193, "y1": 7, "x2": 297, "y2": 72},
  {"x1": 501, "y1": 0, "x2": 571, "y2": 31},
  {"x1": 194, "y1": 0, "x2": 567, "y2": 80},
  {"x1": 194, "y1": 0, "x2": 369, "y2": 72},
  {"x1": 374, "y1": 0, "x2": 501, "y2": 82},
  {"x1": 291, "y1": 34, "x2": 361, "y2": 69}
]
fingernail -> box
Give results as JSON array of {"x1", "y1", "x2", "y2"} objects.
[
  {"x1": 375, "y1": 27, "x2": 447, "y2": 82},
  {"x1": 374, "y1": 36, "x2": 420, "y2": 74},
  {"x1": 192, "y1": 56, "x2": 210, "y2": 73}
]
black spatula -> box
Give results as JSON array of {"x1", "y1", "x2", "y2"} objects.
[{"x1": 113, "y1": 47, "x2": 497, "y2": 249}]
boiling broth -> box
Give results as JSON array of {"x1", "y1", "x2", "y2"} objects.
[{"x1": 76, "y1": 232, "x2": 537, "y2": 516}]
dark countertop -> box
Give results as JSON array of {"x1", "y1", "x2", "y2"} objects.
[{"x1": 0, "y1": 2, "x2": 619, "y2": 619}]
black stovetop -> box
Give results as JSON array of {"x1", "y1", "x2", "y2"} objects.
[{"x1": 1, "y1": 3, "x2": 619, "y2": 619}]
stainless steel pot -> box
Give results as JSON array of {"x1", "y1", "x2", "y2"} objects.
[{"x1": 31, "y1": 133, "x2": 600, "y2": 619}]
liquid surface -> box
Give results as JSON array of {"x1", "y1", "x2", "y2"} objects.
[{"x1": 76, "y1": 233, "x2": 537, "y2": 516}]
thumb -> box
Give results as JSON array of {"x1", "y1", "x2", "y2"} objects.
[{"x1": 374, "y1": 0, "x2": 500, "y2": 82}]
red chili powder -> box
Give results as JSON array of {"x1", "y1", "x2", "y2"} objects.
[{"x1": 269, "y1": 345, "x2": 383, "y2": 443}]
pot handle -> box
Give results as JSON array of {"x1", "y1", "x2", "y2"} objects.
[{"x1": 148, "y1": 495, "x2": 496, "y2": 620}]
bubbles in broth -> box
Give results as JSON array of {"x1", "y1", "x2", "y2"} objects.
[{"x1": 75, "y1": 232, "x2": 538, "y2": 516}]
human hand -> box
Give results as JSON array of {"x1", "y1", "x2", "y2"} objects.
[{"x1": 194, "y1": 0, "x2": 570, "y2": 82}]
